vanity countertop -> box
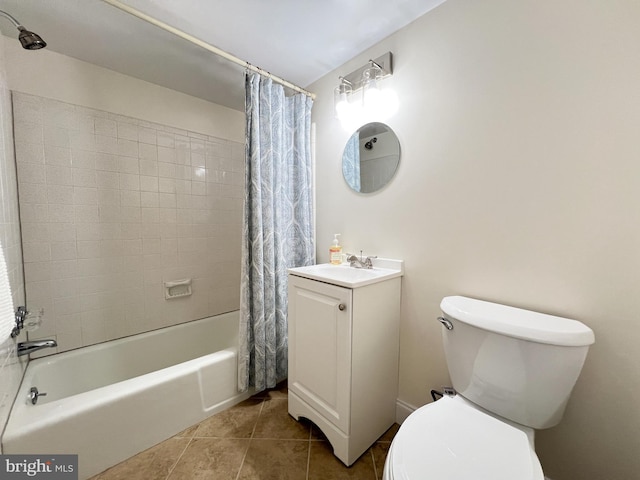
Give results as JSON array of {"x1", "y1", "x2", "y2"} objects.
[{"x1": 288, "y1": 258, "x2": 403, "y2": 288}]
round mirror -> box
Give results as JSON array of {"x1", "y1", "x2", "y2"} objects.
[{"x1": 342, "y1": 122, "x2": 400, "y2": 193}]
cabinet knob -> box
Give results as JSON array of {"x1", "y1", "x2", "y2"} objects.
[{"x1": 338, "y1": 303, "x2": 346, "y2": 311}]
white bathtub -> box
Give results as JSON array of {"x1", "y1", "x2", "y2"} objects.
[{"x1": 2, "y1": 311, "x2": 250, "y2": 479}]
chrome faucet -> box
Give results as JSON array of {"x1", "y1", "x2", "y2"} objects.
[
  {"x1": 346, "y1": 252, "x2": 377, "y2": 269},
  {"x1": 17, "y1": 339, "x2": 57, "y2": 357}
]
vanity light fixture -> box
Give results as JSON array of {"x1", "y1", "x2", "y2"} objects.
[{"x1": 334, "y1": 52, "x2": 397, "y2": 130}]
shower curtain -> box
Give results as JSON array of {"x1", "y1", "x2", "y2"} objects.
[{"x1": 238, "y1": 73, "x2": 314, "y2": 393}]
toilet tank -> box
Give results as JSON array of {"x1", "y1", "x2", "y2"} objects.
[{"x1": 440, "y1": 296, "x2": 595, "y2": 429}]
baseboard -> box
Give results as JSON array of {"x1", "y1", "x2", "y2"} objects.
[{"x1": 395, "y1": 398, "x2": 418, "y2": 424}]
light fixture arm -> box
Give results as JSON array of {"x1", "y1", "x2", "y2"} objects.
[{"x1": 338, "y1": 52, "x2": 393, "y2": 92}]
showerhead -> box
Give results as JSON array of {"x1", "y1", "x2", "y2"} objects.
[
  {"x1": 0, "y1": 10, "x2": 47, "y2": 50},
  {"x1": 17, "y1": 27, "x2": 46, "y2": 50}
]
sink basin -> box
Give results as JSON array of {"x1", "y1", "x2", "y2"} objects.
[{"x1": 288, "y1": 259, "x2": 403, "y2": 288}]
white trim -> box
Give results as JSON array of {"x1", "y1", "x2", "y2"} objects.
[{"x1": 395, "y1": 398, "x2": 419, "y2": 424}]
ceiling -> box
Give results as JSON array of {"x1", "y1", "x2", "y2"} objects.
[{"x1": 0, "y1": 0, "x2": 446, "y2": 111}]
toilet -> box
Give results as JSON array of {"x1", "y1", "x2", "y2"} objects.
[{"x1": 384, "y1": 296, "x2": 595, "y2": 480}]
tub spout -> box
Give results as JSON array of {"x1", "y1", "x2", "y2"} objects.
[{"x1": 17, "y1": 339, "x2": 57, "y2": 357}]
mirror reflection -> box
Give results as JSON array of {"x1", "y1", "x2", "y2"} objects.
[{"x1": 342, "y1": 122, "x2": 400, "y2": 193}]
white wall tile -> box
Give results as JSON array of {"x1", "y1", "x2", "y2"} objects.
[
  {"x1": 71, "y1": 150, "x2": 97, "y2": 170},
  {"x1": 72, "y1": 168, "x2": 97, "y2": 187},
  {"x1": 17, "y1": 162, "x2": 46, "y2": 184},
  {"x1": 117, "y1": 156, "x2": 139, "y2": 174},
  {"x1": 121, "y1": 206, "x2": 141, "y2": 224},
  {"x1": 120, "y1": 190, "x2": 140, "y2": 207},
  {"x1": 117, "y1": 122, "x2": 138, "y2": 141},
  {"x1": 24, "y1": 261, "x2": 52, "y2": 282},
  {"x1": 140, "y1": 192, "x2": 159, "y2": 208},
  {"x1": 157, "y1": 131, "x2": 175, "y2": 148},
  {"x1": 22, "y1": 242, "x2": 51, "y2": 263},
  {"x1": 157, "y1": 146, "x2": 176, "y2": 164},
  {"x1": 95, "y1": 134, "x2": 117, "y2": 154},
  {"x1": 96, "y1": 171, "x2": 120, "y2": 189},
  {"x1": 74, "y1": 205, "x2": 99, "y2": 223},
  {"x1": 117, "y1": 139, "x2": 138, "y2": 157},
  {"x1": 138, "y1": 127, "x2": 157, "y2": 145},
  {"x1": 48, "y1": 223, "x2": 76, "y2": 242},
  {"x1": 158, "y1": 193, "x2": 176, "y2": 209},
  {"x1": 77, "y1": 240, "x2": 100, "y2": 259},
  {"x1": 44, "y1": 124, "x2": 70, "y2": 148},
  {"x1": 119, "y1": 173, "x2": 140, "y2": 191},
  {"x1": 15, "y1": 142, "x2": 45, "y2": 164},
  {"x1": 50, "y1": 242, "x2": 77, "y2": 261},
  {"x1": 13, "y1": 94, "x2": 243, "y2": 355},
  {"x1": 139, "y1": 159, "x2": 158, "y2": 176},
  {"x1": 139, "y1": 143, "x2": 157, "y2": 162},
  {"x1": 45, "y1": 165, "x2": 73, "y2": 185},
  {"x1": 75, "y1": 223, "x2": 101, "y2": 241},
  {"x1": 70, "y1": 131, "x2": 96, "y2": 151},
  {"x1": 50, "y1": 260, "x2": 78, "y2": 279},
  {"x1": 73, "y1": 187, "x2": 98, "y2": 205},
  {"x1": 140, "y1": 175, "x2": 159, "y2": 193},
  {"x1": 19, "y1": 183, "x2": 48, "y2": 205},
  {"x1": 13, "y1": 121, "x2": 43, "y2": 145},
  {"x1": 97, "y1": 188, "x2": 119, "y2": 206},
  {"x1": 47, "y1": 185, "x2": 74, "y2": 205},
  {"x1": 95, "y1": 153, "x2": 118, "y2": 172},
  {"x1": 95, "y1": 118, "x2": 117, "y2": 137}
]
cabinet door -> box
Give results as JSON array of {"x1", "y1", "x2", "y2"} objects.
[{"x1": 288, "y1": 276, "x2": 352, "y2": 432}]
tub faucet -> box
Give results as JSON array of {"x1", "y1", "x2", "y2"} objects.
[{"x1": 17, "y1": 339, "x2": 57, "y2": 357}]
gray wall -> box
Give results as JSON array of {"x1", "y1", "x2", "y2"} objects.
[{"x1": 310, "y1": 0, "x2": 640, "y2": 478}]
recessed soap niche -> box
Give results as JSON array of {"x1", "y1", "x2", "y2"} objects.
[{"x1": 164, "y1": 279, "x2": 192, "y2": 300}]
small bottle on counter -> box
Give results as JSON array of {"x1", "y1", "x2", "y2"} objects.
[{"x1": 330, "y1": 234, "x2": 342, "y2": 265}]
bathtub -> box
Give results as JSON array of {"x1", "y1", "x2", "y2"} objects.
[{"x1": 2, "y1": 311, "x2": 250, "y2": 479}]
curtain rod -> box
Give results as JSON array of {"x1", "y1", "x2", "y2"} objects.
[{"x1": 101, "y1": 0, "x2": 316, "y2": 99}]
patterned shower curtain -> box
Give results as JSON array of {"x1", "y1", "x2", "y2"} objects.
[{"x1": 238, "y1": 73, "x2": 315, "y2": 393}]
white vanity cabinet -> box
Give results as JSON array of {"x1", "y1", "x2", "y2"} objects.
[{"x1": 287, "y1": 261, "x2": 402, "y2": 466}]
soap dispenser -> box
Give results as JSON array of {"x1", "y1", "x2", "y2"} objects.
[{"x1": 330, "y1": 234, "x2": 342, "y2": 265}]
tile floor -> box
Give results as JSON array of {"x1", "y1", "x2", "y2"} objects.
[{"x1": 90, "y1": 383, "x2": 399, "y2": 480}]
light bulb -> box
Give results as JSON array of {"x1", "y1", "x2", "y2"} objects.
[{"x1": 334, "y1": 79, "x2": 352, "y2": 120}]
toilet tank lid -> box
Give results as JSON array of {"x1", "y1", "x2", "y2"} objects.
[{"x1": 440, "y1": 296, "x2": 595, "y2": 347}]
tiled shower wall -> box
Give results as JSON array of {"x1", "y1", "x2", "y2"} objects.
[
  {"x1": 0, "y1": 38, "x2": 26, "y2": 448},
  {"x1": 13, "y1": 92, "x2": 244, "y2": 355}
]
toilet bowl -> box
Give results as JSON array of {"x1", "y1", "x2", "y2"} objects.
[
  {"x1": 384, "y1": 296, "x2": 594, "y2": 480},
  {"x1": 383, "y1": 395, "x2": 544, "y2": 480}
]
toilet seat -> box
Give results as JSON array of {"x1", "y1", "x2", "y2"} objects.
[{"x1": 385, "y1": 395, "x2": 544, "y2": 480}]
